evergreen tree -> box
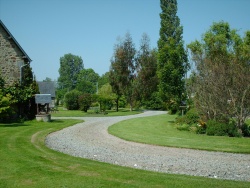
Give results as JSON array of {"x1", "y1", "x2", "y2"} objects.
[{"x1": 157, "y1": 0, "x2": 189, "y2": 113}]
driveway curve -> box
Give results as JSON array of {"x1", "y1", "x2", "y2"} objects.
[{"x1": 45, "y1": 111, "x2": 250, "y2": 182}]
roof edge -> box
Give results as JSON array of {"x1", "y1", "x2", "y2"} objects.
[{"x1": 0, "y1": 20, "x2": 32, "y2": 62}]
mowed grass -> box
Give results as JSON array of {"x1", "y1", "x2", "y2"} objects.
[
  {"x1": 1, "y1": 120, "x2": 250, "y2": 187},
  {"x1": 108, "y1": 114, "x2": 250, "y2": 153},
  {"x1": 51, "y1": 107, "x2": 142, "y2": 117}
]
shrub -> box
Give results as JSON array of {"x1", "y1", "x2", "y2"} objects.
[
  {"x1": 196, "y1": 120, "x2": 206, "y2": 134},
  {"x1": 176, "y1": 108, "x2": 200, "y2": 125},
  {"x1": 206, "y1": 120, "x2": 228, "y2": 136},
  {"x1": 176, "y1": 124, "x2": 190, "y2": 131},
  {"x1": 241, "y1": 123, "x2": 250, "y2": 137},
  {"x1": 78, "y1": 93, "x2": 92, "y2": 112},
  {"x1": 64, "y1": 90, "x2": 82, "y2": 110},
  {"x1": 206, "y1": 120, "x2": 240, "y2": 137},
  {"x1": 0, "y1": 92, "x2": 14, "y2": 122},
  {"x1": 143, "y1": 92, "x2": 165, "y2": 110}
]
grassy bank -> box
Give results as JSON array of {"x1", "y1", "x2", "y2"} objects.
[
  {"x1": 108, "y1": 114, "x2": 250, "y2": 153},
  {"x1": 51, "y1": 107, "x2": 142, "y2": 117},
  {"x1": 1, "y1": 119, "x2": 249, "y2": 187}
]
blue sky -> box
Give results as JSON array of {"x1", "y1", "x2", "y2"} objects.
[{"x1": 1, "y1": 0, "x2": 249, "y2": 81}]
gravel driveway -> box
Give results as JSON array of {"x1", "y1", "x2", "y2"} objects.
[{"x1": 45, "y1": 111, "x2": 250, "y2": 182}]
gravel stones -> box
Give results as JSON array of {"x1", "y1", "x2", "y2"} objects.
[{"x1": 45, "y1": 111, "x2": 250, "y2": 182}]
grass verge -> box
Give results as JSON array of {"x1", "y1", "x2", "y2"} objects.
[
  {"x1": 51, "y1": 108, "x2": 142, "y2": 117},
  {"x1": 1, "y1": 119, "x2": 249, "y2": 187},
  {"x1": 108, "y1": 114, "x2": 250, "y2": 153}
]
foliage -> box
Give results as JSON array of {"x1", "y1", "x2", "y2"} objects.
[
  {"x1": 76, "y1": 68, "x2": 99, "y2": 94},
  {"x1": 98, "y1": 83, "x2": 116, "y2": 112},
  {"x1": 78, "y1": 93, "x2": 92, "y2": 112},
  {"x1": 196, "y1": 124, "x2": 206, "y2": 134},
  {"x1": 242, "y1": 123, "x2": 250, "y2": 137},
  {"x1": 206, "y1": 120, "x2": 240, "y2": 137},
  {"x1": 1, "y1": 64, "x2": 39, "y2": 120},
  {"x1": 157, "y1": 0, "x2": 189, "y2": 113},
  {"x1": 109, "y1": 32, "x2": 136, "y2": 111},
  {"x1": 187, "y1": 21, "x2": 250, "y2": 133},
  {"x1": 175, "y1": 108, "x2": 200, "y2": 133},
  {"x1": 176, "y1": 124, "x2": 190, "y2": 131},
  {"x1": 135, "y1": 34, "x2": 159, "y2": 107},
  {"x1": 64, "y1": 90, "x2": 82, "y2": 110},
  {"x1": 98, "y1": 72, "x2": 110, "y2": 89},
  {"x1": 0, "y1": 92, "x2": 13, "y2": 121},
  {"x1": 176, "y1": 108, "x2": 200, "y2": 125},
  {"x1": 142, "y1": 92, "x2": 165, "y2": 110},
  {"x1": 57, "y1": 53, "x2": 84, "y2": 98},
  {"x1": 43, "y1": 77, "x2": 52, "y2": 82}
]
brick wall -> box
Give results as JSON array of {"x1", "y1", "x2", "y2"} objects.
[{"x1": 0, "y1": 25, "x2": 26, "y2": 86}]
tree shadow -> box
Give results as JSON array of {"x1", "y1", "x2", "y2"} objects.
[{"x1": 0, "y1": 122, "x2": 30, "y2": 127}]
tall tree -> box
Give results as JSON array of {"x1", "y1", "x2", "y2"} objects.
[
  {"x1": 188, "y1": 22, "x2": 250, "y2": 134},
  {"x1": 135, "y1": 33, "x2": 158, "y2": 106},
  {"x1": 109, "y1": 32, "x2": 136, "y2": 111},
  {"x1": 98, "y1": 72, "x2": 110, "y2": 89},
  {"x1": 58, "y1": 53, "x2": 84, "y2": 91},
  {"x1": 157, "y1": 0, "x2": 189, "y2": 113},
  {"x1": 76, "y1": 68, "x2": 99, "y2": 94}
]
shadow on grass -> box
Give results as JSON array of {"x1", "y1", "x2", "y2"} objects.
[
  {"x1": 168, "y1": 121, "x2": 175, "y2": 123},
  {"x1": 0, "y1": 121, "x2": 30, "y2": 127}
]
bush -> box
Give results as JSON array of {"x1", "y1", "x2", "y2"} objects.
[
  {"x1": 78, "y1": 93, "x2": 92, "y2": 112},
  {"x1": 176, "y1": 108, "x2": 200, "y2": 125},
  {"x1": 176, "y1": 124, "x2": 190, "y2": 131},
  {"x1": 0, "y1": 92, "x2": 14, "y2": 122},
  {"x1": 195, "y1": 120, "x2": 206, "y2": 134},
  {"x1": 206, "y1": 120, "x2": 227, "y2": 136},
  {"x1": 206, "y1": 120, "x2": 240, "y2": 137},
  {"x1": 64, "y1": 90, "x2": 82, "y2": 110},
  {"x1": 143, "y1": 92, "x2": 165, "y2": 110},
  {"x1": 241, "y1": 123, "x2": 250, "y2": 137}
]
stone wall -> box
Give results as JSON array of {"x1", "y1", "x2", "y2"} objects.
[{"x1": 0, "y1": 25, "x2": 27, "y2": 86}]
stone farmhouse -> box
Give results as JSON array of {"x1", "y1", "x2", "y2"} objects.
[{"x1": 0, "y1": 20, "x2": 32, "y2": 86}]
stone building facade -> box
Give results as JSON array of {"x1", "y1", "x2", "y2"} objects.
[{"x1": 0, "y1": 20, "x2": 31, "y2": 86}]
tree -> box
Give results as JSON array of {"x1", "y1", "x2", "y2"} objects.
[
  {"x1": 64, "y1": 90, "x2": 82, "y2": 110},
  {"x1": 157, "y1": 0, "x2": 189, "y2": 113},
  {"x1": 0, "y1": 90, "x2": 13, "y2": 121},
  {"x1": 109, "y1": 32, "x2": 136, "y2": 111},
  {"x1": 98, "y1": 83, "x2": 116, "y2": 112},
  {"x1": 76, "y1": 68, "x2": 99, "y2": 94},
  {"x1": 43, "y1": 77, "x2": 52, "y2": 82},
  {"x1": 78, "y1": 93, "x2": 92, "y2": 112},
  {"x1": 98, "y1": 72, "x2": 110, "y2": 89},
  {"x1": 188, "y1": 21, "x2": 250, "y2": 134},
  {"x1": 58, "y1": 53, "x2": 84, "y2": 91},
  {"x1": 135, "y1": 33, "x2": 158, "y2": 107},
  {"x1": 1, "y1": 63, "x2": 38, "y2": 120}
]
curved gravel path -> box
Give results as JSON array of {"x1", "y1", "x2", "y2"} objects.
[{"x1": 45, "y1": 111, "x2": 250, "y2": 182}]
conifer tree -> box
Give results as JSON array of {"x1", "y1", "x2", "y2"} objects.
[{"x1": 157, "y1": 0, "x2": 189, "y2": 113}]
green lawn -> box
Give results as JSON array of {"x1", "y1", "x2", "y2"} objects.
[
  {"x1": 1, "y1": 120, "x2": 249, "y2": 187},
  {"x1": 51, "y1": 107, "x2": 142, "y2": 117},
  {"x1": 108, "y1": 114, "x2": 250, "y2": 153}
]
